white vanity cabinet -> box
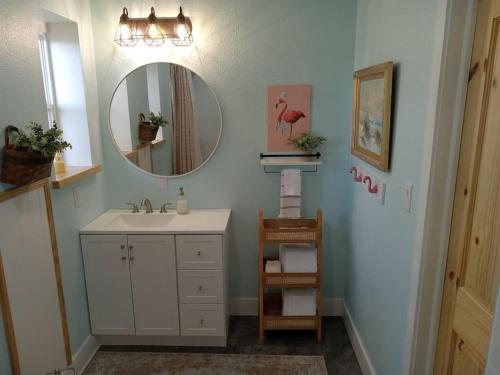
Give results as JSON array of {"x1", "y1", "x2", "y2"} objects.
[
  {"x1": 81, "y1": 234, "x2": 179, "y2": 336},
  {"x1": 80, "y1": 209, "x2": 231, "y2": 346}
]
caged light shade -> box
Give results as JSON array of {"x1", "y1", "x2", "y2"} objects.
[
  {"x1": 144, "y1": 7, "x2": 165, "y2": 47},
  {"x1": 114, "y1": 7, "x2": 138, "y2": 47}
]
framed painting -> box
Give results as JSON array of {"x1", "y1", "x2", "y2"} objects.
[
  {"x1": 351, "y1": 62, "x2": 393, "y2": 171},
  {"x1": 267, "y1": 85, "x2": 311, "y2": 151}
]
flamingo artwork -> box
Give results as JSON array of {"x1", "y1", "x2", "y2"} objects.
[
  {"x1": 275, "y1": 92, "x2": 306, "y2": 136},
  {"x1": 267, "y1": 85, "x2": 311, "y2": 151}
]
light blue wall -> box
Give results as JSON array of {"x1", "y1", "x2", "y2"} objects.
[
  {"x1": 90, "y1": 0, "x2": 357, "y2": 299},
  {"x1": 0, "y1": 0, "x2": 105, "y2": 373},
  {"x1": 345, "y1": 0, "x2": 438, "y2": 374}
]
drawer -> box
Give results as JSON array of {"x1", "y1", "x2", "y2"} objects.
[
  {"x1": 176, "y1": 235, "x2": 223, "y2": 270},
  {"x1": 180, "y1": 304, "x2": 225, "y2": 336},
  {"x1": 178, "y1": 270, "x2": 223, "y2": 304}
]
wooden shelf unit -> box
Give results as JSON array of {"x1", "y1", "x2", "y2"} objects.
[{"x1": 258, "y1": 209, "x2": 323, "y2": 342}]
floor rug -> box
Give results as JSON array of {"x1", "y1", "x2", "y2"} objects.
[{"x1": 84, "y1": 351, "x2": 328, "y2": 375}]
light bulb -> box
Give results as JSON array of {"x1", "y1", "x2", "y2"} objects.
[
  {"x1": 176, "y1": 23, "x2": 188, "y2": 39},
  {"x1": 144, "y1": 7, "x2": 164, "y2": 46},
  {"x1": 147, "y1": 23, "x2": 161, "y2": 39},
  {"x1": 119, "y1": 23, "x2": 131, "y2": 40}
]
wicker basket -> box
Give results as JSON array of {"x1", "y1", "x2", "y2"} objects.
[
  {"x1": 138, "y1": 113, "x2": 159, "y2": 142},
  {"x1": 1, "y1": 126, "x2": 54, "y2": 186}
]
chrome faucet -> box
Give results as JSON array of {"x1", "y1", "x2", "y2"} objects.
[
  {"x1": 160, "y1": 202, "x2": 172, "y2": 213},
  {"x1": 126, "y1": 202, "x2": 140, "y2": 213},
  {"x1": 141, "y1": 198, "x2": 154, "y2": 213}
]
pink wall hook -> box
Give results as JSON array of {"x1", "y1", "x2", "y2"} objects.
[
  {"x1": 350, "y1": 166, "x2": 363, "y2": 182},
  {"x1": 363, "y1": 175, "x2": 378, "y2": 194}
]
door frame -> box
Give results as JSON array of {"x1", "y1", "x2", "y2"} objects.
[{"x1": 403, "y1": 0, "x2": 479, "y2": 374}]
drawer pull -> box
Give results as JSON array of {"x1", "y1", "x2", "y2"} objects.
[
  {"x1": 198, "y1": 285, "x2": 203, "y2": 292},
  {"x1": 196, "y1": 250, "x2": 202, "y2": 257},
  {"x1": 199, "y1": 319, "x2": 204, "y2": 326}
]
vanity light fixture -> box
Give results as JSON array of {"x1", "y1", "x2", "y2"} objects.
[{"x1": 114, "y1": 6, "x2": 193, "y2": 47}]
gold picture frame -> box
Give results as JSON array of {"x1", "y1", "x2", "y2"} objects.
[{"x1": 351, "y1": 61, "x2": 394, "y2": 171}]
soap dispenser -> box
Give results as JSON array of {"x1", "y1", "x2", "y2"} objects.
[{"x1": 176, "y1": 187, "x2": 188, "y2": 214}]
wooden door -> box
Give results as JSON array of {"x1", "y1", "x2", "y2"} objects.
[
  {"x1": 81, "y1": 234, "x2": 135, "y2": 335},
  {"x1": 128, "y1": 235, "x2": 179, "y2": 335},
  {"x1": 435, "y1": 0, "x2": 500, "y2": 373}
]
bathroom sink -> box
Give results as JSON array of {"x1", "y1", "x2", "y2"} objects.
[
  {"x1": 80, "y1": 209, "x2": 232, "y2": 234},
  {"x1": 106, "y1": 213, "x2": 175, "y2": 229}
]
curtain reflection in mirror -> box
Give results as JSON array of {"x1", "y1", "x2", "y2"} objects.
[{"x1": 170, "y1": 65, "x2": 202, "y2": 175}]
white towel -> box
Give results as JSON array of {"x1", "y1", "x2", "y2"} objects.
[
  {"x1": 265, "y1": 260, "x2": 282, "y2": 273},
  {"x1": 279, "y1": 244, "x2": 317, "y2": 273},
  {"x1": 282, "y1": 169, "x2": 301, "y2": 196},
  {"x1": 282, "y1": 288, "x2": 316, "y2": 316},
  {"x1": 279, "y1": 169, "x2": 301, "y2": 218}
]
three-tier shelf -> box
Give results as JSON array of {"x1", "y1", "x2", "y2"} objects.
[{"x1": 258, "y1": 209, "x2": 323, "y2": 342}]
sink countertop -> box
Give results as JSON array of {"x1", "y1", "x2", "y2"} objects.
[{"x1": 80, "y1": 209, "x2": 231, "y2": 235}]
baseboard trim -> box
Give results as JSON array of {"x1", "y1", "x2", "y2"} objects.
[
  {"x1": 229, "y1": 297, "x2": 343, "y2": 316},
  {"x1": 71, "y1": 335, "x2": 100, "y2": 375},
  {"x1": 342, "y1": 301, "x2": 376, "y2": 375}
]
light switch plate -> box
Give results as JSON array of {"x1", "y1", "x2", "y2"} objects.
[{"x1": 402, "y1": 183, "x2": 413, "y2": 212}]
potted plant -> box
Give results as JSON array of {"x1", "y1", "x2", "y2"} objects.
[
  {"x1": 289, "y1": 132, "x2": 326, "y2": 152},
  {"x1": 1, "y1": 121, "x2": 72, "y2": 186},
  {"x1": 138, "y1": 112, "x2": 168, "y2": 142}
]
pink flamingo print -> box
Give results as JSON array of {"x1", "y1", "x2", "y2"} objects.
[{"x1": 275, "y1": 95, "x2": 306, "y2": 136}]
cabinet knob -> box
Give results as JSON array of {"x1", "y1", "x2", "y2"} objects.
[
  {"x1": 121, "y1": 256, "x2": 126, "y2": 261},
  {"x1": 120, "y1": 245, "x2": 125, "y2": 250},
  {"x1": 199, "y1": 319, "x2": 204, "y2": 325},
  {"x1": 198, "y1": 285, "x2": 203, "y2": 292},
  {"x1": 196, "y1": 250, "x2": 202, "y2": 256}
]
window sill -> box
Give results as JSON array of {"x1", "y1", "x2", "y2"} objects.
[{"x1": 51, "y1": 165, "x2": 102, "y2": 189}]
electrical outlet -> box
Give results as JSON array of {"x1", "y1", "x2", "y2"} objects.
[
  {"x1": 402, "y1": 183, "x2": 413, "y2": 212},
  {"x1": 73, "y1": 186, "x2": 81, "y2": 208}
]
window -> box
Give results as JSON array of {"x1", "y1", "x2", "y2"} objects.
[{"x1": 38, "y1": 32, "x2": 57, "y2": 128}]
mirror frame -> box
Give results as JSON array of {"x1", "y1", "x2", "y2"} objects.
[{"x1": 108, "y1": 61, "x2": 223, "y2": 179}]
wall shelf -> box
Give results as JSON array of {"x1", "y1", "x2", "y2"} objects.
[
  {"x1": 51, "y1": 165, "x2": 102, "y2": 189},
  {"x1": 260, "y1": 152, "x2": 321, "y2": 173}
]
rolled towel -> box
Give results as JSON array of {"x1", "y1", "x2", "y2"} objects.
[
  {"x1": 279, "y1": 244, "x2": 317, "y2": 273},
  {"x1": 282, "y1": 288, "x2": 316, "y2": 316},
  {"x1": 279, "y1": 169, "x2": 301, "y2": 218},
  {"x1": 265, "y1": 260, "x2": 282, "y2": 273},
  {"x1": 282, "y1": 168, "x2": 301, "y2": 196}
]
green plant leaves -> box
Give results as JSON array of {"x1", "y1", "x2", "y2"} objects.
[{"x1": 11, "y1": 121, "x2": 72, "y2": 157}]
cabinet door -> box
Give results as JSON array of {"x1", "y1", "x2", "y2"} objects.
[
  {"x1": 128, "y1": 235, "x2": 179, "y2": 335},
  {"x1": 81, "y1": 234, "x2": 135, "y2": 335}
]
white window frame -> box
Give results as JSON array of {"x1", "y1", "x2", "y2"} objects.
[{"x1": 38, "y1": 32, "x2": 58, "y2": 128}]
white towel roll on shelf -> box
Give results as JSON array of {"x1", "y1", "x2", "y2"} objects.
[
  {"x1": 282, "y1": 288, "x2": 317, "y2": 316},
  {"x1": 279, "y1": 243, "x2": 317, "y2": 273}
]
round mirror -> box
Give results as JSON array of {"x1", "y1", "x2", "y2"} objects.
[{"x1": 109, "y1": 62, "x2": 222, "y2": 177}]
